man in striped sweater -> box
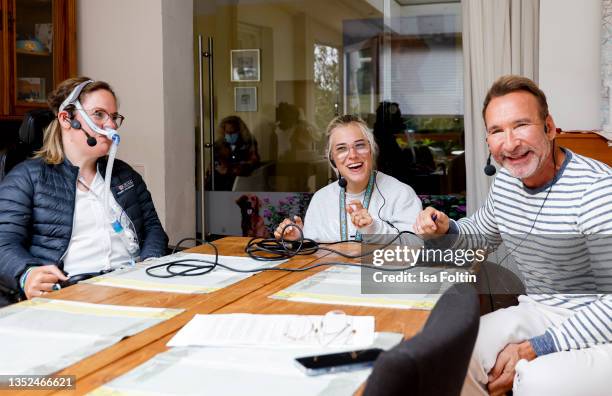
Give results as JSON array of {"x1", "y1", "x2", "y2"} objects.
[{"x1": 414, "y1": 75, "x2": 612, "y2": 396}]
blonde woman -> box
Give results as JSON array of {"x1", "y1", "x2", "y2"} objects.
[
  {"x1": 274, "y1": 114, "x2": 421, "y2": 242},
  {"x1": 0, "y1": 77, "x2": 167, "y2": 306}
]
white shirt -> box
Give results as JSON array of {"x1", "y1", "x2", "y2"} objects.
[
  {"x1": 303, "y1": 171, "x2": 422, "y2": 242},
  {"x1": 62, "y1": 171, "x2": 132, "y2": 276}
]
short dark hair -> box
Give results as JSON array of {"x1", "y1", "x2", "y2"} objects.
[{"x1": 482, "y1": 75, "x2": 549, "y2": 124}]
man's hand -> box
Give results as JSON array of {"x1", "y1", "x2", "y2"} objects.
[
  {"x1": 346, "y1": 200, "x2": 373, "y2": 229},
  {"x1": 24, "y1": 265, "x2": 68, "y2": 299},
  {"x1": 487, "y1": 341, "x2": 537, "y2": 396},
  {"x1": 413, "y1": 207, "x2": 449, "y2": 236},
  {"x1": 274, "y1": 216, "x2": 304, "y2": 241}
]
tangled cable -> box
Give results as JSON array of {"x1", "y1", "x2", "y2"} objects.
[
  {"x1": 245, "y1": 221, "x2": 418, "y2": 261},
  {"x1": 145, "y1": 223, "x2": 420, "y2": 279}
]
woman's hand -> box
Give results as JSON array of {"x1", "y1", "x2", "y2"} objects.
[
  {"x1": 23, "y1": 265, "x2": 68, "y2": 299},
  {"x1": 274, "y1": 216, "x2": 304, "y2": 241},
  {"x1": 346, "y1": 200, "x2": 373, "y2": 229}
]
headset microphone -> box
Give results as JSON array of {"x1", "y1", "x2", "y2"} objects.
[
  {"x1": 484, "y1": 153, "x2": 496, "y2": 176},
  {"x1": 84, "y1": 131, "x2": 98, "y2": 147},
  {"x1": 70, "y1": 118, "x2": 97, "y2": 147}
]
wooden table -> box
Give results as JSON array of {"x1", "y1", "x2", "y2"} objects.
[{"x1": 6, "y1": 238, "x2": 430, "y2": 395}]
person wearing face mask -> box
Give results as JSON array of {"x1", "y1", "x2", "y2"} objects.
[
  {"x1": 208, "y1": 115, "x2": 260, "y2": 191},
  {"x1": 274, "y1": 114, "x2": 422, "y2": 242},
  {"x1": 0, "y1": 77, "x2": 168, "y2": 307}
]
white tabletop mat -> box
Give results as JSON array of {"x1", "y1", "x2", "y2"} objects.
[
  {"x1": 83, "y1": 252, "x2": 286, "y2": 294},
  {"x1": 270, "y1": 265, "x2": 441, "y2": 310},
  {"x1": 88, "y1": 332, "x2": 403, "y2": 396},
  {"x1": 0, "y1": 298, "x2": 182, "y2": 376}
]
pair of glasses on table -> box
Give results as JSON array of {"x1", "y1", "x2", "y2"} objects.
[{"x1": 283, "y1": 311, "x2": 356, "y2": 347}]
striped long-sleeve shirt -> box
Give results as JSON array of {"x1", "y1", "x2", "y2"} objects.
[{"x1": 452, "y1": 149, "x2": 612, "y2": 356}]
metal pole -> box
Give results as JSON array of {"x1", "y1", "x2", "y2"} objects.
[
  {"x1": 206, "y1": 37, "x2": 215, "y2": 192},
  {"x1": 197, "y1": 35, "x2": 206, "y2": 238}
]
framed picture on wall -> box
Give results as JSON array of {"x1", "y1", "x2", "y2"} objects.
[
  {"x1": 234, "y1": 87, "x2": 257, "y2": 112},
  {"x1": 231, "y1": 49, "x2": 260, "y2": 82}
]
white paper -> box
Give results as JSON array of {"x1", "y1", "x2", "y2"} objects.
[{"x1": 167, "y1": 313, "x2": 375, "y2": 349}]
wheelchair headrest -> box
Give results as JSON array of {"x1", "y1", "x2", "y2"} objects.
[{"x1": 18, "y1": 109, "x2": 55, "y2": 152}]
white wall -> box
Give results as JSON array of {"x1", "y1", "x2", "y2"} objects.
[
  {"x1": 539, "y1": 0, "x2": 601, "y2": 130},
  {"x1": 78, "y1": 0, "x2": 195, "y2": 244},
  {"x1": 160, "y1": 1, "x2": 196, "y2": 243}
]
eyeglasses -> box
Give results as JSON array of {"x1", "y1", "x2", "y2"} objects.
[
  {"x1": 84, "y1": 108, "x2": 125, "y2": 129},
  {"x1": 333, "y1": 141, "x2": 370, "y2": 162},
  {"x1": 284, "y1": 311, "x2": 356, "y2": 346}
]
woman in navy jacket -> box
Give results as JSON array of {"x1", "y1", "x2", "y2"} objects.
[{"x1": 0, "y1": 77, "x2": 167, "y2": 306}]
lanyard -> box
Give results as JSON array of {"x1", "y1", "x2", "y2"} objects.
[{"x1": 339, "y1": 171, "x2": 376, "y2": 241}]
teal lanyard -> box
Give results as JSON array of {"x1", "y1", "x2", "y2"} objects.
[{"x1": 339, "y1": 172, "x2": 376, "y2": 241}]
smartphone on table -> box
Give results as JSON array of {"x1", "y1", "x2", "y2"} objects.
[{"x1": 294, "y1": 348, "x2": 383, "y2": 376}]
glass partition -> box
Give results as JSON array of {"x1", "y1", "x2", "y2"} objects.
[{"x1": 194, "y1": 0, "x2": 464, "y2": 238}]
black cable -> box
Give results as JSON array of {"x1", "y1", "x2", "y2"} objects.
[
  {"x1": 148, "y1": 178, "x2": 418, "y2": 280},
  {"x1": 483, "y1": 149, "x2": 557, "y2": 309},
  {"x1": 146, "y1": 240, "x2": 218, "y2": 278},
  {"x1": 171, "y1": 237, "x2": 208, "y2": 254},
  {"x1": 245, "y1": 221, "x2": 319, "y2": 261},
  {"x1": 146, "y1": 256, "x2": 426, "y2": 279},
  {"x1": 245, "y1": 176, "x2": 407, "y2": 263},
  {"x1": 146, "y1": 223, "x2": 418, "y2": 279},
  {"x1": 374, "y1": 175, "x2": 400, "y2": 233},
  {"x1": 494, "y1": 141, "x2": 558, "y2": 267},
  {"x1": 246, "y1": 221, "x2": 414, "y2": 261}
]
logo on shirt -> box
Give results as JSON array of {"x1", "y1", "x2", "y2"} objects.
[{"x1": 116, "y1": 179, "x2": 135, "y2": 195}]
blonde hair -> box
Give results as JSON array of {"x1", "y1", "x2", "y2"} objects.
[
  {"x1": 326, "y1": 114, "x2": 378, "y2": 166},
  {"x1": 34, "y1": 77, "x2": 117, "y2": 164},
  {"x1": 35, "y1": 119, "x2": 64, "y2": 164}
]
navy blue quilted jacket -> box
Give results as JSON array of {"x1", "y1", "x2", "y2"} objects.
[{"x1": 0, "y1": 157, "x2": 168, "y2": 304}]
